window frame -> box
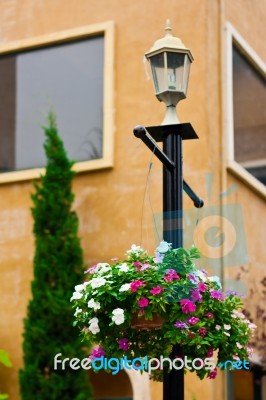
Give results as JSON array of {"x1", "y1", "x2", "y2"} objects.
[
  {"x1": 0, "y1": 21, "x2": 115, "y2": 184},
  {"x1": 224, "y1": 22, "x2": 266, "y2": 200}
]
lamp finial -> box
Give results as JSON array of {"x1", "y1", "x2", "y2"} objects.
[{"x1": 165, "y1": 19, "x2": 172, "y2": 36}]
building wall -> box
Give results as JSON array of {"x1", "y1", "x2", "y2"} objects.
[{"x1": 0, "y1": 0, "x2": 265, "y2": 399}]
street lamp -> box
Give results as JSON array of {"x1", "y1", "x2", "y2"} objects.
[
  {"x1": 145, "y1": 19, "x2": 193, "y2": 125},
  {"x1": 133, "y1": 20, "x2": 204, "y2": 400}
]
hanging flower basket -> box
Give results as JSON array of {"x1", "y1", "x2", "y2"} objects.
[
  {"x1": 71, "y1": 242, "x2": 256, "y2": 381},
  {"x1": 131, "y1": 312, "x2": 163, "y2": 330}
]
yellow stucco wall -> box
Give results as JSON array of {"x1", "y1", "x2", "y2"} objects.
[{"x1": 0, "y1": 0, "x2": 265, "y2": 399}]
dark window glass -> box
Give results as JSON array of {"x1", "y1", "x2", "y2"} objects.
[
  {"x1": 233, "y1": 45, "x2": 266, "y2": 185},
  {"x1": 0, "y1": 36, "x2": 104, "y2": 172}
]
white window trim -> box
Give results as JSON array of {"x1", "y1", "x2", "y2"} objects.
[
  {"x1": 0, "y1": 21, "x2": 115, "y2": 184},
  {"x1": 224, "y1": 22, "x2": 266, "y2": 200}
]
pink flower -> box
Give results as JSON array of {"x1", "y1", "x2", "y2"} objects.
[
  {"x1": 187, "y1": 317, "x2": 199, "y2": 325},
  {"x1": 164, "y1": 269, "x2": 180, "y2": 281},
  {"x1": 150, "y1": 286, "x2": 164, "y2": 295},
  {"x1": 133, "y1": 262, "x2": 142, "y2": 267},
  {"x1": 84, "y1": 264, "x2": 98, "y2": 274},
  {"x1": 118, "y1": 338, "x2": 129, "y2": 351},
  {"x1": 208, "y1": 368, "x2": 217, "y2": 379},
  {"x1": 140, "y1": 263, "x2": 153, "y2": 271},
  {"x1": 198, "y1": 282, "x2": 207, "y2": 292},
  {"x1": 207, "y1": 348, "x2": 213, "y2": 357},
  {"x1": 130, "y1": 280, "x2": 145, "y2": 292},
  {"x1": 180, "y1": 299, "x2": 196, "y2": 314},
  {"x1": 138, "y1": 297, "x2": 149, "y2": 307},
  {"x1": 91, "y1": 346, "x2": 105, "y2": 358},
  {"x1": 205, "y1": 312, "x2": 214, "y2": 319},
  {"x1": 199, "y1": 327, "x2": 207, "y2": 337}
]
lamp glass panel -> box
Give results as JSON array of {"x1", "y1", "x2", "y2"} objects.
[
  {"x1": 150, "y1": 53, "x2": 166, "y2": 94},
  {"x1": 166, "y1": 52, "x2": 186, "y2": 92}
]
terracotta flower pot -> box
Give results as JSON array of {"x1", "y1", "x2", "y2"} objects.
[{"x1": 131, "y1": 312, "x2": 163, "y2": 330}]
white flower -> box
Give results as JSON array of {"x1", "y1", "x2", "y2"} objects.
[
  {"x1": 89, "y1": 317, "x2": 99, "y2": 325},
  {"x1": 75, "y1": 284, "x2": 85, "y2": 292},
  {"x1": 224, "y1": 324, "x2": 231, "y2": 330},
  {"x1": 112, "y1": 308, "x2": 125, "y2": 325},
  {"x1": 90, "y1": 277, "x2": 107, "y2": 289},
  {"x1": 89, "y1": 323, "x2": 100, "y2": 334},
  {"x1": 117, "y1": 263, "x2": 129, "y2": 272},
  {"x1": 70, "y1": 292, "x2": 83, "y2": 301},
  {"x1": 74, "y1": 307, "x2": 82, "y2": 317},
  {"x1": 215, "y1": 325, "x2": 221, "y2": 330},
  {"x1": 194, "y1": 270, "x2": 207, "y2": 282},
  {"x1": 223, "y1": 332, "x2": 230, "y2": 337},
  {"x1": 119, "y1": 283, "x2": 131, "y2": 292},
  {"x1": 208, "y1": 276, "x2": 222, "y2": 288},
  {"x1": 112, "y1": 308, "x2": 124, "y2": 315},
  {"x1": 156, "y1": 240, "x2": 171, "y2": 254},
  {"x1": 236, "y1": 342, "x2": 243, "y2": 349},
  {"x1": 126, "y1": 244, "x2": 143, "y2": 256},
  {"x1": 97, "y1": 263, "x2": 112, "y2": 274},
  {"x1": 88, "y1": 299, "x2": 101, "y2": 310},
  {"x1": 88, "y1": 317, "x2": 100, "y2": 334}
]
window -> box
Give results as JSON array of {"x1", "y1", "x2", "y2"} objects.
[
  {"x1": 233, "y1": 46, "x2": 266, "y2": 185},
  {"x1": 224, "y1": 23, "x2": 266, "y2": 199},
  {"x1": 0, "y1": 22, "x2": 114, "y2": 183}
]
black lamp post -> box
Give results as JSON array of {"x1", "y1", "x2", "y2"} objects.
[{"x1": 133, "y1": 20, "x2": 204, "y2": 400}]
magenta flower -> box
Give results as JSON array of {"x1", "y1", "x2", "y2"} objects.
[
  {"x1": 164, "y1": 269, "x2": 180, "y2": 281},
  {"x1": 198, "y1": 282, "x2": 207, "y2": 292},
  {"x1": 191, "y1": 290, "x2": 202, "y2": 302},
  {"x1": 210, "y1": 290, "x2": 223, "y2": 300},
  {"x1": 92, "y1": 346, "x2": 105, "y2": 358},
  {"x1": 130, "y1": 280, "x2": 145, "y2": 292},
  {"x1": 175, "y1": 321, "x2": 188, "y2": 329},
  {"x1": 208, "y1": 368, "x2": 217, "y2": 379},
  {"x1": 199, "y1": 327, "x2": 207, "y2": 337},
  {"x1": 138, "y1": 297, "x2": 149, "y2": 307},
  {"x1": 118, "y1": 338, "x2": 129, "y2": 351},
  {"x1": 207, "y1": 348, "x2": 213, "y2": 357},
  {"x1": 187, "y1": 317, "x2": 199, "y2": 325},
  {"x1": 150, "y1": 286, "x2": 164, "y2": 295},
  {"x1": 180, "y1": 299, "x2": 196, "y2": 314},
  {"x1": 205, "y1": 312, "x2": 214, "y2": 319},
  {"x1": 133, "y1": 261, "x2": 142, "y2": 267}
]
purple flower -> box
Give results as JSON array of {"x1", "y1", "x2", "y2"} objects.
[
  {"x1": 190, "y1": 290, "x2": 202, "y2": 302},
  {"x1": 154, "y1": 252, "x2": 164, "y2": 264},
  {"x1": 138, "y1": 297, "x2": 149, "y2": 307},
  {"x1": 187, "y1": 317, "x2": 199, "y2": 325},
  {"x1": 118, "y1": 338, "x2": 129, "y2": 351},
  {"x1": 130, "y1": 280, "x2": 145, "y2": 292},
  {"x1": 187, "y1": 273, "x2": 198, "y2": 283},
  {"x1": 91, "y1": 346, "x2": 105, "y2": 358},
  {"x1": 175, "y1": 321, "x2": 188, "y2": 329},
  {"x1": 180, "y1": 299, "x2": 196, "y2": 314},
  {"x1": 210, "y1": 290, "x2": 223, "y2": 300},
  {"x1": 150, "y1": 286, "x2": 164, "y2": 295}
]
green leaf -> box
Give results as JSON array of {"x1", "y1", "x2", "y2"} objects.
[{"x1": 0, "y1": 350, "x2": 12, "y2": 367}]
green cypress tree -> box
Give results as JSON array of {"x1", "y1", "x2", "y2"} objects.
[{"x1": 19, "y1": 113, "x2": 92, "y2": 400}]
